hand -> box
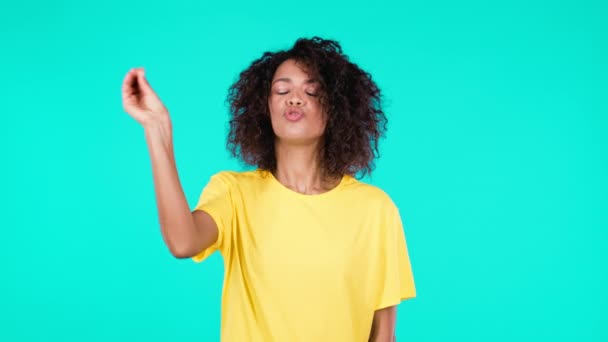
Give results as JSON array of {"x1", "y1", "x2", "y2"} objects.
[{"x1": 121, "y1": 67, "x2": 170, "y2": 127}]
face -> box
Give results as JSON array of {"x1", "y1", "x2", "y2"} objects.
[{"x1": 268, "y1": 59, "x2": 327, "y2": 145}]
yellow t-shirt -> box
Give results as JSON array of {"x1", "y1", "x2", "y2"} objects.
[{"x1": 192, "y1": 169, "x2": 416, "y2": 341}]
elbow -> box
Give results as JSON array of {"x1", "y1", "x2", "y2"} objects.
[
  {"x1": 165, "y1": 238, "x2": 198, "y2": 259},
  {"x1": 169, "y1": 248, "x2": 195, "y2": 259},
  {"x1": 161, "y1": 221, "x2": 209, "y2": 259},
  {"x1": 168, "y1": 244, "x2": 198, "y2": 259}
]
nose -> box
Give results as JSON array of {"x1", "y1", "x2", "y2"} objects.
[{"x1": 288, "y1": 94, "x2": 303, "y2": 106}]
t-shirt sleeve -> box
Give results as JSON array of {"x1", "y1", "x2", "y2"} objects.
[
  {"x1": 191, "y1": 172, "x2": 234, "y2": 263},
  {"x1": 374, "y1": 201, "x2": 416, "y2": 309}
]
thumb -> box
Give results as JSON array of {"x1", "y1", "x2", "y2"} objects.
[{"x1": 137, "y1": 68, "x2": 158, "y2": 98}]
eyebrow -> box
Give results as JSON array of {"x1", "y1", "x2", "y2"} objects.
[{"x1": 272, "y1": 77, "x2": 319, "y2": 85}]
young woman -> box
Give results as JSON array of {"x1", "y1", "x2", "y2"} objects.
[{"x1": 122, "y1": 37, "x2": 416, "y2": 342}]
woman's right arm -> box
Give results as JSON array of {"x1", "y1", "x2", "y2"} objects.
[
  {"x1": 145, "y1": 121, "x2": 219, "y2": 258},
  {"x1": 122, "y1": 67, "x2": 218, "y2": 258}
]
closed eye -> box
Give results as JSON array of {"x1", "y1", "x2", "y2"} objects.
[{"x1": 276, "y1": 91, "x2": 318, "y2": 97}]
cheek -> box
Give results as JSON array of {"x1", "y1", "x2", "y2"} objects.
[
  {"x1": 312, "y1": 105, "x2": 328, "y2": 126},
  {"x1": 268, "y1": 97, "x2": 281, "y2": 114},
  {"x1": 268, "y1": 98, "x2": 282, "y2": 131},
  {"x1": 268, "y1": 100, "x2": 280, "y2": 122},
  {"x1": 311, "y1": 111, "x2": 329, "y2": 135}
]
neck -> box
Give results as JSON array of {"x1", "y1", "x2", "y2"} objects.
[{"x1": 273, "y1": 138, "x2": 339, "y2": 195}]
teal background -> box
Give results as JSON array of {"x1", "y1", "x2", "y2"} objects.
[{"x1": 1, "y1": 0, "x2": 606, "y2": 340}]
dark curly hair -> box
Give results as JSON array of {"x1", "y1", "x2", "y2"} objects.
[{"x1": 226, "y1": 36, "x2": 387, "y2": 179}]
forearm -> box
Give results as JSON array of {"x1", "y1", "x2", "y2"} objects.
[
  {"x1": 144, "y1": 119, "x2": 198, "y2": 257},
  {"x1": 369, "y1": 306, "x2": 397, "y2": 342},
  {"x1": 369, "y1": 328, "x2": 395, "y2": 342},
  {"x1": 369, "y1": 333, "x2": 395, "y2": 342}
]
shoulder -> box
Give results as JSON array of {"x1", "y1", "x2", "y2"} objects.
[
  {"x1": 341, "y1": 178, "x2": 405, "y2": 238},
  {"x1": 207, "y1": 169, "x2": 266, "y2": 188},
  {"x1": 342, "y1": 176, "x2": 399, "y2": 212}
]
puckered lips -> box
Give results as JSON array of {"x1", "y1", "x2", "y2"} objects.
[{"x1": 284, "y1": 107, "x2": 304, "y2": 122}]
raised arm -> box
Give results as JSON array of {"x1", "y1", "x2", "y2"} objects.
[{"x1": 121, "y1": 67, "x2": 218, "y2": 258}]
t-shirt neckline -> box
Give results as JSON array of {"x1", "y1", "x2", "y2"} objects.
[{"x1": 258, "y1": 169, "x2": 349, "y2": 199}]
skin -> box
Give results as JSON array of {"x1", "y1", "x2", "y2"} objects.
[
  {"x1": 269, "y1": 59, "x2": 397, "y2": 341},
  {"x1": 122, "y1": 62, "x2": 397, "y2": 341},
  {"x1": 268, "y1": 58, "x2": 339, "y2": 194},
  {"x1": 369, "y1": 306, "x2": 397, "y2": 341}
]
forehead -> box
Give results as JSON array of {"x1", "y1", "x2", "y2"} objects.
[{"x1": 272, "y1": 59, "x2": 314, "y2": 81}]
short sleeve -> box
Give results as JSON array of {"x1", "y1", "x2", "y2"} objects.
[
  {"x1": 374, "y1": 202, "x2": 416, "y2": 309},
  {"x1": 191, "y1": 172, "x2": 234, "y2": 263}
]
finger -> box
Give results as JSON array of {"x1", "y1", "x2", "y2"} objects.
[
  {"x1": 122, "y1": 68, "x2": 136, "y2": 90},
  {"x1": 122, "y1": 69, "x2": 139, "y2": 98},
  {"x1": 136, "y1": 68, "x2": 157, "y2": 97},
  {"x1": 123, "y1": 70, "x2": 147, "y2": 108}
]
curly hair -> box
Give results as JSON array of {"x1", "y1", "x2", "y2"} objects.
[{"x1": 226, "y1": 36, "x2": 387, "y2": 179}]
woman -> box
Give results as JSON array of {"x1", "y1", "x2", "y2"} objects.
[{"x1": 122, "y1": 37, "x2": 416, "y2": 341}]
